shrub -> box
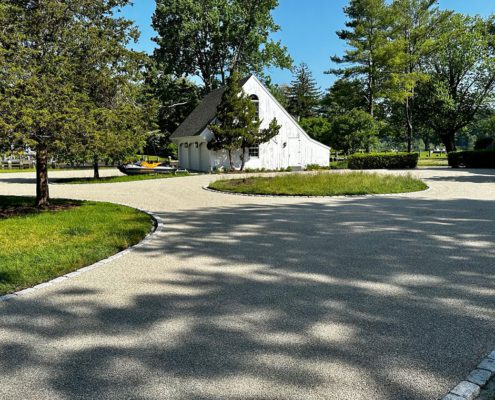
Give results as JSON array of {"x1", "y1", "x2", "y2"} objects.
[
  {"x1": 448, "y1": 150, "x2": 495, "y2": 168},
  {"x1": 474, "y1": 137, "x2": 494, "y2": 150},
  {"x1": 348, "y1": 153, "x2": 419, "y2": 170},
  {"x1": 306, "y1": 164, "x2": 330, "y2": 171}
]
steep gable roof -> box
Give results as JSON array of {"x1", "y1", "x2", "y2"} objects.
[{"x1": 170, "y1": 76, "x2": 251, "y2": 139}]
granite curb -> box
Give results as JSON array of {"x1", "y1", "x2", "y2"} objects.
[{"x1": 442, "y1": 351, "x2": 495, "y2": 400}]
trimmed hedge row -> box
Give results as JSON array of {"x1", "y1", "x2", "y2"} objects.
[
  {"x1": 348, "y1": 153, "x2": 419, "y2": 170},
  {"x1": 448, "y1": 150, "x2": 495, "y2": 168}
]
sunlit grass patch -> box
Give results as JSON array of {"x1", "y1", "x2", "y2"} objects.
[
  {"x1": 209, "y1": 172, "x2": 427, "y2": 196},
  {"x1": 0, "y1": 196, "x2": 152, "y2": 295}
]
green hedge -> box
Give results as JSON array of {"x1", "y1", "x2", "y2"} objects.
[
  {"x1": 448, "y1": 150, "x2": 495, "y2": 168},
  {"x1": 348, "y1": 153, "x2": 419, "y2": 170}
]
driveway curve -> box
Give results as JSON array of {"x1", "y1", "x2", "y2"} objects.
[{"x1": 1, "y1": 168, "x2": 494, "y2": 400}]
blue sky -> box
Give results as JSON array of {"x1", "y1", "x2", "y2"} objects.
[{"x1": 120, "y1": 0, "x2": 493, "y2": 90}]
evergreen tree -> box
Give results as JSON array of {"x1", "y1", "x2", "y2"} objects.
[
  {"x1": 208, "y1": 72, "x2": 280, "y2": 170},
  {"x1": 287, "y1": 63, "x2": 321, "y2": 120},
  {"x1": 0, "y1": 1, "x2": 143, "y2": 205},
  {"x1": 329, "y1": 0, "x2": 395, "y2": 118}
]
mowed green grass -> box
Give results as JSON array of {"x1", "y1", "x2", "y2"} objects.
[
  {"x1": 417, "y1": 158, "x2": 449, "y2": 167},
  {"x1": 56, "y1": 172, "x2": 189, "y2": 184},
  {"x1": 209, "y1": 172, "x2": 428, "y2": 196},
  {"x1": 0, "y1": 196, "x2": 152, "y2": 295}
]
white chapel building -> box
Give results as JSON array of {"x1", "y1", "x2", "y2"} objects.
[{"x1": 170, "y1": 75, "x2": 329, "y2": 172}]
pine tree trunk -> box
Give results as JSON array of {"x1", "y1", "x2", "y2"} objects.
[
  {"x1": 35, "y1": 145, "x2": 50, "y2": 208},
  {"x1": 93, "y1": 156, "x2": 100, "y2": 179}
]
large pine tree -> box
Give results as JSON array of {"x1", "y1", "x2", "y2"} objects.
[
  {"x1": 286, "y1": 63, "x2": 321, "y2": 120},
  {"x1": 328, "y1": 0, "x2": 394, "y2": 118}
]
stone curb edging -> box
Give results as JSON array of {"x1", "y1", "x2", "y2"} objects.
[
  {"x1": 442, "y1": 350, "x2": 495, "y2": 400},
  {"x1": 0, "y1": 207, "x2": 164, "y2": 303},
  {"x1": 202, "y1": 184, "x2": 431, "y2": 199}
]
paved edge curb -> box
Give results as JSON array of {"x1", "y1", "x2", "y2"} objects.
[
  {"x1": 0, "y1": 207, "x2": 164, "y2": 303},
  {"x1": 442, "y1": 350, "x2": 495, "y2": 400},
  {"x1": 202, "y1": 183, "x2": 431, "y2": 199}
]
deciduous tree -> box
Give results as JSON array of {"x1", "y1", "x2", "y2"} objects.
[
  {"x1": 389, "y1": 0, "x2": 449, "y2": 152},
  {"x1": 416, "y1": 14, "x2": 495, "y2": 152},
  {"x1": 328, "y1": 109, "x2": 379, "y2": 154},
  {"x1": 152, "y1": 0, "x2": 292, "y2": 92}
]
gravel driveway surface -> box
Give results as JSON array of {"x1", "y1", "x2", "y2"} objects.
[{"x1": 0, "y1": 168, "x2": 494, "y2": 400}]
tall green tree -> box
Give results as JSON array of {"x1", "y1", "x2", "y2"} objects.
[
  {"x1": 389, "y1": 0, "x2": 449, "y2": 152},
  {"x1": 299, "y1": 117, "x2": 332, "y2": 146},
  {"x1": 0, "y1": 1, "x2": 143, "y2": 205},
  {"x1": 328, "y1": 109, "x2": 379, "y2": 154},
  {"x1": 286, "y1": 63, "x2": 321, "y2": 120},
  {"x1": 152, "y1": 0, "x2": 292, "y2": 92},
  {"x1": 0, "y1": 1, "x2": 90, "y2": 207},
  {"x1": 329, "y1": 0, "x2": 394, "y2": 118},
  {"x1": 416, "y1": 14, "x2": 495, "y2": 152},
  {"x1": 66, "y1": 4, "x2": 147, "y2": 179},
  {"x1": 322, "y1": 78, "x2": 368, "y2": 117},
  {"x1": 143, "y1": 65, "x2": 200, "y2": 157},
  {"x1": 208, "y1": 72, "x2": 280, "y2": 170}
]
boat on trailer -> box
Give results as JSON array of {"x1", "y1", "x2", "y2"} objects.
[{"x1": 118, "y1": 161, "x2": 179, "y2": 176}]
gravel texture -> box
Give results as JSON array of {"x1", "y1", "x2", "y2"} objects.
[{"x1": 0, "y1": 167, "x2": 494, "y2": 400}]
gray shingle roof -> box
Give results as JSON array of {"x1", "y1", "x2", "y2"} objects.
[{"x1": 170, "y1": 76, "x2": 251, "y2": 139}]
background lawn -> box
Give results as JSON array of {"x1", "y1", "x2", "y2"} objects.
[
  {"x1": 0, "y1": 196, "x2": 152, "y2": 295},
  {"x1": 55, "y1": 172, "x2": 189, "y2": 184},
  {"x1": 209, "y1": 172, "x2": 428, "y2": 196}
]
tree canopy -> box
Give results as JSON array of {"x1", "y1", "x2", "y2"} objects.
[
  {"x1": 152, "y1": 0, "x2": 292, "y2": 92},
  {"x1": 0, "y1": 0, "x2": 147, "y2": 205}
]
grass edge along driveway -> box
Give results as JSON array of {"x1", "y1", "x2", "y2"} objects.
[{"x1": 0, "y1": 196, "x2": 152, "y2": 295}]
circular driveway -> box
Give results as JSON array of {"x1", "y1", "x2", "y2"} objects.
[{"x1": 1, "y1": 168, "x2": 494, "y2": 400}]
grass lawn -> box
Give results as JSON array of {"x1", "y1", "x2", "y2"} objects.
[
  {"x1": 0, "y1": 196, "x2": 152, "y2": 295},
  {"x1": 55, "y1": 172, "x2": 189, "y2": 184},
  {"x1": 417, "y1": 158, "x2": 449, "y2": 167},
  {"x1": 209, "y1": 172, "x2": 428, "y2": 196}
]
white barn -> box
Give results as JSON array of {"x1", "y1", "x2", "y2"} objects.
[{"x1": 170, "y1": 75, "x2": 329, "y2": 172}]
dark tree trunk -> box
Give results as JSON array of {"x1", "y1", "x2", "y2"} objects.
[
  {"x1": 93, "y1": 156, "x2": 100, "y2": 179},
  {"x1": 35, "y1": 145, "x2": 49, "y2": 208},
  {"x1": 441, "y1": 133, "x2": 456, "y2": 153}
]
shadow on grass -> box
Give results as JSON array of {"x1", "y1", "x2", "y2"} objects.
[{"x1": 1, "y1": 189, "x2": 495, "y2": 399}]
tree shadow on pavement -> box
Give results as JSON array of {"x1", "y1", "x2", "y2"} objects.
[{"x1": 1, "y1": 194, "x2": 495, "y2": 400}]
